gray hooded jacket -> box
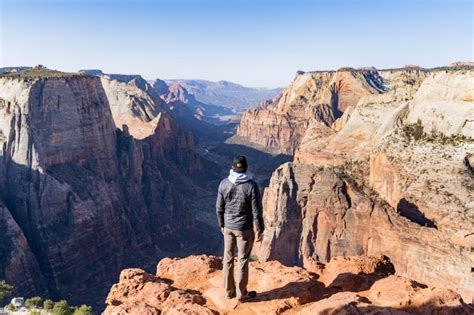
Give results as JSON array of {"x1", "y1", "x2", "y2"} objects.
[{"x1": 216, "y1": 170, "x2": 264, "y2": 233}]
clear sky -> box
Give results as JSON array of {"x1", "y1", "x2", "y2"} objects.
[{"x1": 0, "y1": 0, "x2": 472, "y2": 87}]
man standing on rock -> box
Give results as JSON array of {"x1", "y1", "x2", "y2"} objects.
[{"x1": 216, "y1": 155, "x2": 264, "y2": 302}]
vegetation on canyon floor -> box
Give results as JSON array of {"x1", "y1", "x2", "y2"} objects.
[{"x1": 0, "y1": 279, "x2": 94, "y2": 315}]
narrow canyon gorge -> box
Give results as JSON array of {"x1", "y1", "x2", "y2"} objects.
[{"x1": 104, "y1": 65, "x2": 474, "y2": 314}]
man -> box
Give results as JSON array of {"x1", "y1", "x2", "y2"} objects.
[{"x1": 216, "y1": 155, "x2": 264, "y2": 302}]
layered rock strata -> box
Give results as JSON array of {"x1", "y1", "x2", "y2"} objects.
[
  {"x1": 0, "y1": 71, "x2": 211, "y2": 307},
  {"x1": 235, "y1": 68, "x2": 393, "y2": 154},
  {"x1": 254, "y1": 68, "x2": 474, "y2": 301}
]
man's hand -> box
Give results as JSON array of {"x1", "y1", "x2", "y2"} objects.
[{"x1": 256, "y1": 232, "x2": 263, "y2": 242}]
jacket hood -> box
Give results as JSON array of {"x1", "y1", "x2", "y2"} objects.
[{"x1": 228, "y1": 169, "x2": 253, "y2": 184}]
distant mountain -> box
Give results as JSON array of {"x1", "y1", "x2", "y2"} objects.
[
  {"x1": 148, "y1": 80, "x2": 240, "y2": 126},
  {"x1": 163, "y1": 79, "x2": 282, "y2": 112}
]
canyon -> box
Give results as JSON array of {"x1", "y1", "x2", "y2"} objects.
[
  {"x1": 102, "y1": 64, "x2": 473, "y2": 314},
  {"x1": 238, "y1": 66, "x2": 474, "y2": 303},
  {"x1": 0, "y1": 68, "x2": 223, "y2": 308},
  {"x1": 163, "y1": 79, "x2": 282, "y2": 112},
  {"x1": 0, "y1": 66, "x2": 285, "y2": 310},
  {"x1": 1, "y1": 63, "x2": 473, "y2": 314}
]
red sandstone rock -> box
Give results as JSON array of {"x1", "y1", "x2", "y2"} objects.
[
  {"x1": 253, "y1": 69, "x2": 474, "y2": 303},
  {"x1": 104, "y1": 255, "x2": 473, "y2": 314},
  {"x1": 234, "y1": 68, "x2": 389, "y2": 154}
]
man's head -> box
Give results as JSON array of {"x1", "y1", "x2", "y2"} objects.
[{"x1": 232, "y1": 155, "x2": 248, "y2": 173}]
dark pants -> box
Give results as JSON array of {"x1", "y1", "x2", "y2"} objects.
[{"x1": 223, "y1": 227, "x2": 255, "y2": 299}]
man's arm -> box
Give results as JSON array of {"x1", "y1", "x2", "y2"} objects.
[
  {"x1": 251, "y1": 182, "x2": 264, "y2": 234},
  {"x1": 216, "y1": 182, "x2": 225, "y2": 229}
]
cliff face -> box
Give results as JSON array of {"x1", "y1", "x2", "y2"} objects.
[
  {"x1": 234, "y1": 69, "x2": 391, "y2": 154},
  {"x1": 255, "y1": 69, "x2": 474, "y2": 301},
  {"x1": 294, "y1": 69, "x2": 429, "y2": 165},
  {"x1": 103, "y1": 254, "x2": 473, "y2": 314},
  {"x1": 100, "y1": 74, "x2": 169, "y2": 139},
  {"x1": 0, "y1": 199, "x2": 46, "y2": 296},
  {"x1": 0, "y1": 74, "x2": 211, "y2": 307}
]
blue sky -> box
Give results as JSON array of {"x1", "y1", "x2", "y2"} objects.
[{"x1": 0, "y1": 0, "x2": 472, "y2": 87}]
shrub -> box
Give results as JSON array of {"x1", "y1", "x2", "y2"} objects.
[
  {"x1": 73, "y1": 305, "x2": 95, "y2": 315},
  {"x1": 6, "y1": 303, "x2": 15, "y2": 311},
  {"x1": 467, "y1": 183, "x2": 474, "y2": 191},
  {"x1": 52, "y1": 300, "x2": 72, "y2": 315},
  {"x1": 0, "y1": 280, "x2": 13, "y2": 303},
  {"x1": 26, "y1": 296, "x2": 43, "y2": 309},
  {"x1": 43, "y1": 299, "x2": 54, "y2": 310},
  {"x1": 30, "y1": 311, "x2": 41, "y2": 315},
  {"x1": 402, "y1": 119, "x2": 424, "y2": 141}
]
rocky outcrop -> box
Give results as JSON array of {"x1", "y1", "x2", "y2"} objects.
[
  {"x1": 149, "y1": 79, "x2": 169, "y2": 96},
  {"x1": 104, "y1": 254, "x2": 473, "y2": 314},
  {"x1": 0, "y1": 72, "x2": 214, "y2": 308},
  {"x1": 255, "y1": 69, "x2": 474, "y2": 302},
  {"x1": 294, "y1": 68, "x2": 429, "y2": 165},
  {"x1": 234, "y1": 68, "x2": 390, "y2": 154},
  {"x1": 100, "y1": 74, "x2": 169, "y2": 139},
  {"x1": 256, "y1": 163, "x2": 474, "y2": 301},
  {"x1": 450, "y1": 61, "x2": 474, "y2": 67}
]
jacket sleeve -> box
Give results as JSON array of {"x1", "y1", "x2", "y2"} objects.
[
  {"x1": 216, "y1": 182, "x2": 225, "y2": 228},
  {"x1": 251, "y1": 182, "x2": 264, "y2": 233}
]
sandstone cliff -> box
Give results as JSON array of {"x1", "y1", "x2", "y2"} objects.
[
  {"x1": 234, "y1": 68, "x2": 391, "y2": 154},
  {"x1": 0, "y1": 70, "x2": 215, "y2": 308},
  {"x1": 255, "y1": 68, "x2": 474, "y2": 302},
  {"x1": 100, "y1": 74, "x2": 169, "y2": 139},
  {"x1": 104, "y1": 254, "x2": 473, "y2": 314}
]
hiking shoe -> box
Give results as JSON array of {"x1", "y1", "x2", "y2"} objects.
[
  {"x1": 225, "y1": 292, "x2": 236, "y2": 299},
  {"x1": 238, "y1": 290, "x2": 256, "y2": 302}
]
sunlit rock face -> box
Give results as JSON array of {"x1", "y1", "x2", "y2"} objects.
[
  {"x1": 235, "y1": 68, "x2": 397, "y2": 154},
  {"x1": 253, "y1": 68, "x2": 474, "y2": 302},
  {"x1": 104, "y1": 254, "x2": 473, "y2": 314}
]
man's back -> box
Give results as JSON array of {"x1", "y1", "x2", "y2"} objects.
[
  {"x1": 216, "y1": 155, "x2": 265, "y2": 301},
  {"x1": 216, "y1": 178, "x2": 263, "y2": 232}
]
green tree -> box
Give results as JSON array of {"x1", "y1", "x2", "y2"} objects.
[
  {"x1": 0, "y1": 280, "x2": 13, "y2": 301},
  {"x1": 73, "y1": 305, "x2": 95, "y2": 315},
  {"x1": 6, "y1": 303, "x2": 15, "y2": 312},
  {"x1": 25, "y1": 296, "x2": 43, "y2": 309},
  {"x1": 43, "y1": 299, "x2": 54, "y2": 310},
  {"x1": 52, "y1": 300, "x2": 72, "y2": 315}
]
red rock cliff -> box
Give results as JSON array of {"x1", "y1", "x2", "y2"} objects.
[
  {"x1": 0, "y1": 72, "x2": 211, "y2": 308},
  {"x1": 255, "y1": 68, "x2": 474, "y2": 302},
  {"x1": 234, "y1": 68, "x2": 390, "y2": 154}
]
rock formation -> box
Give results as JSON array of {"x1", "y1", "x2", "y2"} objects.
[
  {"x1": 234, "y1": 68, "x2": 391, "y2": 154},
  {"x1": 0, "y1": 69, "x2": 217, "y2": 308},
  {"x1": 104, "y1": 254, "x2": 473, "y2": 314},
  {"x1": 100, "y1": 73, "x2": 170, "y2": 139},
  {"x1": 159, "y1": 82, "x2": 237, "y2": 126},
  {"x1": 252, "y1": 67, "x2": 474, "y2": 302},
  {"x1": 164, "y1": 79, "x2": 282, "y2": 112}
]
